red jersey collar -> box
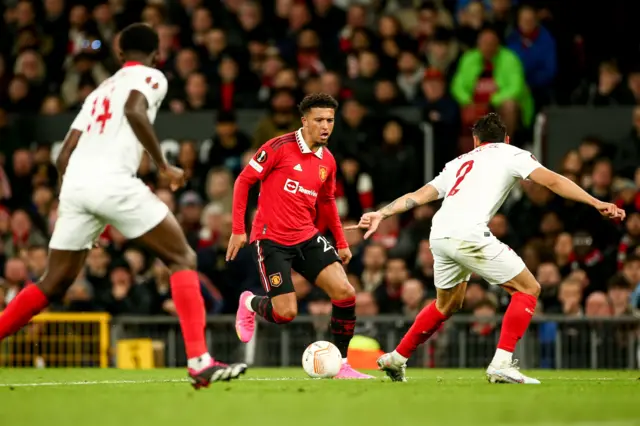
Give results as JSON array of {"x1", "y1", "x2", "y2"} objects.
[
  {"x1": 122, "y1": 61, "x2": 143, "y2": 68},
  {"x1": 295, "y1": 128, "x2": 323, "y2": 159}
]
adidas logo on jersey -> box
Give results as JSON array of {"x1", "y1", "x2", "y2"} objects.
[{"x1": 294, "y1": 164, "x2": 303, "y2": 171}]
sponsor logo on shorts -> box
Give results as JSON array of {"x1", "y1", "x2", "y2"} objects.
[
  {"x1": 269, "y1": 273, "x2": 282, "y2": 287},
  {"x1": 283, "y1": 179, "x2": 317, "y2": 197}
]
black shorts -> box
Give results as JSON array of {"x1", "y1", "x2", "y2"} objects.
[{"x1": 251, "y1": 233, "x2": 341, "y2": 297}]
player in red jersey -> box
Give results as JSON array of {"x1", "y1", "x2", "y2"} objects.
[
  {"x1": 0, "y1": 24, "x2": 246, "y2": 388},
  {"x1": 228, "y1": 93, "x2": 373, "y2": 379}
]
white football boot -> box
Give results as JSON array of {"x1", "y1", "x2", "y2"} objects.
[
  {"x1": 486, "y1": 359, "x2": 540, "y2": 384},
  {"x1": 377, "y1": 352, "x2": 407, "y2": 382}
]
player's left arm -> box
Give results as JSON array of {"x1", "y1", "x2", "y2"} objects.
[
  {"x1": 514, "y1": 151, "x2": 625, "y2": 220},
  {"x1": 318, "y1": 161, "x2": 349, "y2": 251},
  {"x1": 57, "y1": 101, "x2": 92, "y2": 184}
]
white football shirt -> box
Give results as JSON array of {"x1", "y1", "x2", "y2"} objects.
[
  {"x1": 63, "y1": 63, "x2": 168, "y2": 185},
  {"x1": 428, "y1": 143, "x2": 542, "y2": 242}
]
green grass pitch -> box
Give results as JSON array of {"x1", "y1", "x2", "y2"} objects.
[{"x1": 0, "y1": 368, "x2": 638, "y2": 426}]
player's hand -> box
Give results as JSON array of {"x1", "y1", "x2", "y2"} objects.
[
  {"x1": 160, "y1": 165, "x2": 186, "y2": 191},
  {"x1": 595, "y1": 202, "x2": 626, "y2": 220},
  {"x1": 338, "y1": 247, "x2": 352, "y2": 265},
  {"x1": 345, "y1": 211, "x2": 384, "y2": 239},
  {"x1": 226, "y1": 233, "x2": 247, "y2": 261}
]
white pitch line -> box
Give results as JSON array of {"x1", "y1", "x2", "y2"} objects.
[{"x1": 0, "y1": 376, "x2": 636, "y2": 388}]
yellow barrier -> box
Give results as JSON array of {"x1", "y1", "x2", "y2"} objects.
[{"x1": 0, "y1": 312, "x2": 111, "y2": 368}]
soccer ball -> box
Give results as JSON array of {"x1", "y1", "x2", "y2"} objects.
[{"x1": 302, "y1": 341, "x2": 342, "y2": 378}]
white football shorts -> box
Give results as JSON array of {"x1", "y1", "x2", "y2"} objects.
[
  {"x1": 49, "y1": 177, "x2": 169, "y2": 250},
  {"x1": 430, "y1": 236, "x2": 526, "y2": 289}
]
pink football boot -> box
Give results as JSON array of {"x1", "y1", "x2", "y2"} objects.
[
  {"x1": 334, "y1": 362, "x2": 375, "y2": 379},
  {"x1": 235, "y1": 291, "x2": 256, "y2": 343}
]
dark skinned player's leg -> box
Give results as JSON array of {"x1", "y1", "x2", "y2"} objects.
[
  {"x1": 134, "y1": 212, "x2": 246, "y2": 386},
  {"x1": 0, "y1": 250, "x2": 87, "y2": 339}
]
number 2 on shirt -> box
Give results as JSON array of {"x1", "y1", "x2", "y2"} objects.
[{"x1": 447, "y1": 160, "x2": 474, "y2": 197}]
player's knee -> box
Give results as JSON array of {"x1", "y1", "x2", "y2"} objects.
[
  {"x1": 169, "y1": 247, "x2": 197, "y2": 272},
  {"x1": 273, "y1": 304, "x2": 297, "y2": 321},
  {"x1": 436, "y1": 292, "x2": 465, "y2": 316},
  {"x1": 271, "y1": 295, "x2": 298, "y2": 320},
  {"x1": 331, "y1": 281, "x2": 356, "y2": 301},
  {"x1": 524, "y1": 281, "x2": 541, "y2": 298}
]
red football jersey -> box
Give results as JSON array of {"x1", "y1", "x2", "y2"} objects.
[{"x1": 232, "y1": 129, "x2": 347, "y2": 248}]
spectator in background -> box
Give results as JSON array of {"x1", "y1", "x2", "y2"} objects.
[
  {"x1": 488, "y1": 213, "x2": 521, "y2": 250},
  {"x1": 335, "y1": 155, "x2": 374, "y2": 220},
  {"x1": 536, "y1": 261, "x2": 562, "y2": 312},
  {"x1": 423, "y1": 27, "x2": 459, "y2": 84},
  {"x1": 7, "y1": 74, "x2": 38, "y2": 113},
  {"x1": 627, "y1": 66, "x2": 640, "y2": 105},
  {"x1": 205, "y1": 167, "x2": 234, "y2": 213},
  {"x1": 452, "y1": 26, "x2": 533, "y2": 136},
  {"x1": 505, "y1": 5, "x2": 557, "y2": 107},
  {"x1": 208, "y1": 110, "x2": 251, "y2": 176},
  {"x1": 167, "y1": 48, "x2": 200, "y2": 105},
  {"x1": 573, "y1": 60, "x2": 635, "y2": 106},
  {"x1": 311, "y1": 0, "x2": 346, "y2": 49},
  {"x1": 176, "y1": 140, "x2": 204, "y2": 194},
  {"x1": 40, "y1": 96, "x2": 65, "y2": 115},
  {"x1": 294, "y1": 29, "x2": 327, "y2": 80},
  {"x1": 252, "y1": 89, "x2": 299, "y2": 147},
  {"x1": 61, "y1": 52, "x2": 110, "y2": 108},
  {"x1": 7, "y1": 149, "x2": 34, "y2": 209},
  {"x1": 617, "y1": 212, "x2": 640, "y2": 269},
  {"x1": 420, "y1": 68, "x2": 460, "y2": 171},
  {"x1": 4, "y1": 209, "x2": 47, "y2": 258},
  {"x1": 14, "y1": 50, "x2": 48, "y2": 106},
  {"x1": 179, "y1": 72, "x2": 213, "y2": 112},
  {"x1": 614, "y1": 106, "x2": 640, "y2": 180},
  {"x1": 375, "y1": 257, "x2": 408, "y2": 313},
  {"x1": 1, "y1": 258, "x2": 30, "y2": 308},
  {"x1": 26, "y1": 245, "x2": 47, "y2": 282},
  {"x1": 190, "y1": 7, "x2": 214, "y2": 48},
  {"x1": 371, "y1": 119, "x2": 419, "y2": 204},
  {"x1": 588, "y1": 158, "x2": 613, "y2": 201},
  {"x1": 396, "y1": 50, "x2": 425, "y2": 104},
  {"x1": 97, "y1": 260, "x2": 151, "y2": 315},
  {"x1": 360, "y1": 243, "x2": 386, "y2": 292},
  {"x1": 401, "y1": 278, "x2": 426, "y2": 318},
  {"x1": 413, "y1": 239, "x2": 435, "y2": 293},
  {"x1": 456, "y1": 0, "x2": 487, "y2": 50},
  {"x1": 555, "y1": 278, "x2": 583, "y2": 316},
  {"x1": 349, "y1": 50, "x2": 381, "y2": 106},
  {"x1": 177, "y1": 190, "x2": 203, "y2": 249},
  {"x1": 607, "y1": 277, "x2": 632, "y2": 316},
  {"x1": 332, "y1": 99, "x2": 376, "y2": 165}
]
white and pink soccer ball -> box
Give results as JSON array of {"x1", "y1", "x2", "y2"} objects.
[{"x1": 301, "y1": 341, "x2": 342, "y2": 378}]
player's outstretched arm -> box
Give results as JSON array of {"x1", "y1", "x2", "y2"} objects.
[
  {"x1": 377, "y1": 183, "x2": 440, "y2": 219},
  {"x1": 529, "y1": 167, "x2": 626, "y2": 220},
  {"x1": 346, "y1": 183, "x2": 440, "y2": 239}
]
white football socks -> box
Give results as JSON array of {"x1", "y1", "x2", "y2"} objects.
[
  {"x1": 490, "y1": 348, "x2": 513, "y2": 367},
  {"x1": 188, "y1": 353, "x2": 213, "y2": 371},
  {"x1": 245, "y1": 295, "x2": 255, "y2": 312},
  {"x1": 392, "y1": 350, "x2": 408, "y2": 364}
]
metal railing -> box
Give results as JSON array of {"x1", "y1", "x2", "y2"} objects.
[{"x1": 111, "y1": 315, "x2": 640, "y2": 370}]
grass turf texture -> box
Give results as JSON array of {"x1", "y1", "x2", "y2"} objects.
[{"x1": 0, "y1": 369, "x2": 638, "y2": 426}]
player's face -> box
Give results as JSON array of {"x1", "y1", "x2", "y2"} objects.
[{"x1": 302, "y1": 108, "x2": 335, "y2": 146}]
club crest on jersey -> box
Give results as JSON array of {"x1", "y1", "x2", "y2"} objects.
[
  {"x1": 269, "y1": 273, "x2": 282, "y2": 287},
  {"x1": 256, "y1": 150, "x2": 268, "y2": 163},
  {"x1": 319, "y1": 165, "x2": 328, "y2": 182}
]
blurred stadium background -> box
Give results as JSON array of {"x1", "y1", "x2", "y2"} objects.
[{"x1": 0, "y1": 0, "x2": 639, "y2": 370}]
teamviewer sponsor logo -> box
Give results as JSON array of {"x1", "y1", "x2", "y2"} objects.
[{"x1": 283, "y1": 179, "x2": 317, "y2": 197}]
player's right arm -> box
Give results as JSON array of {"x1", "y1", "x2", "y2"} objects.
[
  {"x1": 227, "y1": 144, "x2": 280, "y2": 261},
  {"x1": 528, "y1": 167, "x2": 625, "y2": 220},
  {"x1": 346, "y1": 173, "x2": 445, "y2": 239}
]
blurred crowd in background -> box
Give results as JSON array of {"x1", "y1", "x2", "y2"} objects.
[{"x1": 1, "y1": 0, "x2": 640, "y2": 326}]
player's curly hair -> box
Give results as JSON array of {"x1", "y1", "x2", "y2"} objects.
[
  {"x1": 472, "y1": 112, "x2": 507, "y2": 143},
  {"x1": 298, "y1": 93, "x2": 339, "y2": 116},
  {"x1": 119, "y1": 23, "x2": 159, "y2": 56}
]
